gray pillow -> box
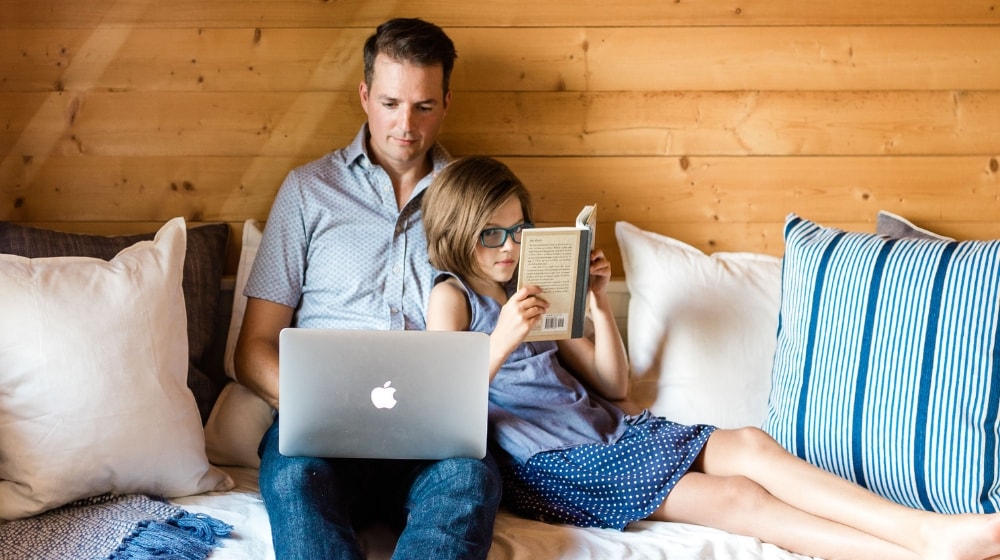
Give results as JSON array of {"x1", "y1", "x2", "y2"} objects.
[
  {"x1": 0, "y1": 221, "x2": 229, "y2": 422},
  {"x1": 875, "y1": 210, "x2": 954, "y2": 241}
]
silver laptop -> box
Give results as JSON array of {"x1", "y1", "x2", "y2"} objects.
[{"x1": 278, "y1": 328, "x2": 489, "y2": 460}]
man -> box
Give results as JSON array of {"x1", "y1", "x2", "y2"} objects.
[{"x1": 235, "y1": 18, "x2": 501, "y2": 559}]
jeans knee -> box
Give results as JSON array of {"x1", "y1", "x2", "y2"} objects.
[
  {"x1": 449, "y1": 456, "x2": 501, "y2": 499},
  {"x1": 412, "y1": 455, "x2": 502, "y2": 510},
  {"x1": 399, "y1": 456, "x2": 501, "y2": 559},
  {"x1": 475, "y1": 454, "x2": 503, "y2": 504},
  {"x1": 260, "y1": 453, "x2": 333, "y2": 499}
]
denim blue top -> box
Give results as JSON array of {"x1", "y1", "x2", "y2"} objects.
[
  {"x1": 245, "y1": 125, "x2": 451, "y2": 331},
  {"x1": 435, "y1": 273, "x2": 627, "y2": 464}
]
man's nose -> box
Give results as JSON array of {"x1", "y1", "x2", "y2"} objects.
[{"x1": 400, "y1": 107, "x2": 416, "y2": 132}]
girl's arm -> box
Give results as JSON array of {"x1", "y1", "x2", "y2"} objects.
[
  {"x1": 425, "y1": 278, "x2": 472, "y2": 333},
  {"x1": 426, "y1": 277, "x2": 548, "y2": 382},
  {"x1": 556, "y1": 249, "x2": 630, "y2": 401}
]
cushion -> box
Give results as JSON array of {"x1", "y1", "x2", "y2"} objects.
[
  {"x1": 0, "y1": 220, "x2": 230, "y2": 422},
  {"x1": 0, "y1": 218, "x2": 233, "y2": 520},
  {"x1": 204, "y1": 382, "x2": 273, "y2": 468},
  {"x1": 206, "y1": 219, "x2": 273, "y2": 468},
  {"x1": 765, "y1": 213, "x2": 1000, "y2": 513},
  {"x1": 876, "y1": 210, "x2": 954, "y2": 241},
  {"x1": 224, "y1": 219, "x2": 263, "y2": 379},
  {"x1": 615, "y1": 221, "x2": 782, "y2": 429}
]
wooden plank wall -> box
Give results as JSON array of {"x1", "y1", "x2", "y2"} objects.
[{"x1": 2, "y1": 1, "x2": 999, "y2": 276}]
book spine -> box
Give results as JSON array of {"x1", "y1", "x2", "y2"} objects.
[{"x1": 571, "y1": 228, "x2": 592, "y2": 338}]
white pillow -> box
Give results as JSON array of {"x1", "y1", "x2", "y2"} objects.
[
  {"x1": 616, "y1": 221, "x2": 782, "y2": 428},
  {"x1": 0, "y1": 218, "x2": 233, "y2": 520},
  {"x1": 207, "y1": 218, "x2": 273, "y2": 468}
]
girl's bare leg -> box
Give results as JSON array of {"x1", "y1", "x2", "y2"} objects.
[
  {"x1": 651, "y1": 470, "x2": 915, "y2": 560},
  {"x1": 692, "y1": 427, "x2": 1000, "y2": 560}
]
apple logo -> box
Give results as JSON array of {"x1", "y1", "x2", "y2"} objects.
[{"x1": 370, "y1": 381, "x2": 398, "y2": 409}]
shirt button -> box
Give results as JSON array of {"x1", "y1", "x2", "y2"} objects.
[
  {"x1": 390, "y1": 307, "x2": 399, "y2": 314},
  {"x1": 393, "y1": 265, "x2": 400, "y2": 274}
]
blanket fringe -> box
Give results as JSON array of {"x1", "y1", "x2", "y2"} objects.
[{"x1": 110, "y1": 511, "x2": 233, "y2": 560}]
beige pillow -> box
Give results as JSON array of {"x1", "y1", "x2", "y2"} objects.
[
  {"x1": 207, "y1": 219, "x2": 273, "y2": 468},
  {"x1": 205, "y1": 381, "x2": 273, "y2": 468},
  {"x1": 0, "y1": 218, "x2": 232, "y2": 520},
  {"x1": 224, "y1": 219, "x2": 263, "y2": 379}
]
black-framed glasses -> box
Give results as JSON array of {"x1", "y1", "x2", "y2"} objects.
[{"x1": 479, "y1": 222, "x2": 533, "y2": 248}]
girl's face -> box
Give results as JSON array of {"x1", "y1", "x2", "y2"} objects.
[{"x1": 474, "y1": 196, "x2": 526, "y2": 285}]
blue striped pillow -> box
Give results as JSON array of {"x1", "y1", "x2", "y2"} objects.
[{"x1": 765, "y1": 214, "x2": 1000, "y2": 513}]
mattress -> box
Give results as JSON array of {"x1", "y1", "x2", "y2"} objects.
[{"x1": 172, "y1": 466, "x2": 814, "y2": 560}]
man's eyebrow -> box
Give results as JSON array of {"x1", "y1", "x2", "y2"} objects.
[{"x1": 375, "y1": 93, "x2": 438, "y2": 105}]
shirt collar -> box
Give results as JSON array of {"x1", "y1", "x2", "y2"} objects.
[{"x1": 345, "y1": 124, "x2": 370, "y2": 167}]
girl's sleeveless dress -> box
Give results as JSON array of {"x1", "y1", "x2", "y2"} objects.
[{"x1": 439, "y1": 273, "x2": 717, "y2": 530}]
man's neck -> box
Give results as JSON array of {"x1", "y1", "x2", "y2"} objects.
[{"x1": 380, "y1": 152, "x2": 434, "y2": 210}]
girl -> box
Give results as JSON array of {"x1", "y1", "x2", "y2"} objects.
[{"x1": 421, "y1": 155, "x2": 1000, "y2": 560}]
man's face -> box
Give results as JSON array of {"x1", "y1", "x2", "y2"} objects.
[{"x1": 359, "y1": 54, "x2": 450, "y2": 170}]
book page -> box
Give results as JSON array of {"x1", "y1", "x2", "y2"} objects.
[
  {"x1": 577, "y1": 204, "x2": 597, "y2": 230},
  {"x1": 517, "y1": 228, "x2": 582, "y2": 338}
]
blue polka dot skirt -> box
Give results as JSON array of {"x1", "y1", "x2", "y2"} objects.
[{"x1": 501, "y1": 411, "x2": 716, "y2": 530}]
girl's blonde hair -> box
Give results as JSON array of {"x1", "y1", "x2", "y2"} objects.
[{"x1": 422, "y1": 156, "x2": 533, "y2": 282}]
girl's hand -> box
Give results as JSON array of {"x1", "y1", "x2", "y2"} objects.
[
  {"x1": 486, "y1": 285, "x2": 549, "y2": 381},
  {"x1": 588, "y1": 248, "x2": 612, "y2": 296},
  {"x1": 494, "y1": 285, "x2": 549, "y2": 347}
]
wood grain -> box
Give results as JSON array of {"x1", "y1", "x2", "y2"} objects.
[
  {"x1": 4, "y1": 91, "x2": 999, "y2": 159},
  {"x1": 5, "y1": 27, "x2": 1000, "y2": 92},
  {"x1": 2, "y1": 1, "x2": 998, "y2": 278},
  {"x1": 3, "y1": 0, "x2": 998, "y2": 28}
]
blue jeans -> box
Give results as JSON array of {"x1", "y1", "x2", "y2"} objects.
[{"x1": 258, "y1": 418, "x2": 502, "y2": 560}]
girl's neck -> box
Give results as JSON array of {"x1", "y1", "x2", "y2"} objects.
[{"x1": 466, "y1": 275, "x2": 508, "y2": 304}]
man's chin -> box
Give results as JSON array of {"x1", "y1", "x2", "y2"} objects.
[
  {"x1": 385, "y1": 145, "x2": 425, "y2": 163},
  {"x1": 369, "y1": 148, "x2": 421, "y2": 170}
]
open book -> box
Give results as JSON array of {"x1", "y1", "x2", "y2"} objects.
[{"x1": 516, "y1": 204, "x2": 597, "y2": 341}]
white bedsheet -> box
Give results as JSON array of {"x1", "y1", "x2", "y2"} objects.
[{"x1": 172, "y1": 466, "x2": 813, "y2": 560}]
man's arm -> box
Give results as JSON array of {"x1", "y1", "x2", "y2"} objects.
[{"x1": 234, "y1": 296, "x2": 295, "y2": 410}]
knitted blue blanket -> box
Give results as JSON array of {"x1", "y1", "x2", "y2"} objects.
[{"x1": 0, "y1": 494, "x2": 232, "y2": 560}]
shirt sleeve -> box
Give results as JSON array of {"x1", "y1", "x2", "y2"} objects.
[{"x1": 244, "y1": 170, "x2": 308, "y2": 309}]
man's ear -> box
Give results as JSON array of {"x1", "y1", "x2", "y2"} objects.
[
  {"x1": 442, "y1": 90, "x2": 452, "y2": 112},
  {"x1": 359, "y1": 80, "x2": 370, "y2": 110}
]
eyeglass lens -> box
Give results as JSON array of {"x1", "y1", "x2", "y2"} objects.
[{"x1": 480, "y1": 223, "x2": 530, "y2": 248}]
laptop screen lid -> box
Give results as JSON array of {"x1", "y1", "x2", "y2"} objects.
[{"x1": 278, "y1": 328, "x2": 489, "y2": 460}]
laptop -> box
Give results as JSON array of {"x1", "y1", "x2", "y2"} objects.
[{"x1": 278, "y1": 328, "x2": 489, "y2": 460}]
